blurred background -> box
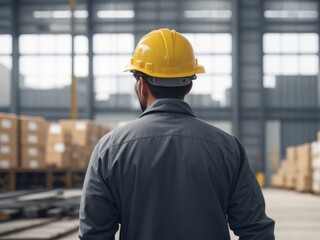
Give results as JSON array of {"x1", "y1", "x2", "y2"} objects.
[{"x1": 0, "y1": 0, "x2": 320, "y2": 239}]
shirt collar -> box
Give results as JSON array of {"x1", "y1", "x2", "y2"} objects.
[{"x1": 140, "y1": 99, "x2": 196, "y2": 118}]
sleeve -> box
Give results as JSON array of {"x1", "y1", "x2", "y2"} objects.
[
  {"x1": 227, "y1": 137, "x2": 275, "y2": 240},
  {"x1": 78, "y1": 142, "x2": 120, "y2": 240}
]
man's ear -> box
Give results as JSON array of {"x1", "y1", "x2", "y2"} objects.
[
  {"x1": 140, "y1": 77, "x2": 149, "y2": 96},
  {"x1": 186, "y1": 81, "x2": 193, "y2": 95}
]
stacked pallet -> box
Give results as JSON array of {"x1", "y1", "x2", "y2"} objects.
[
  {"x1": 1, "y1": 112, "x2": 112, "y2": 171},
  {"x1": 271, "y1": 166, "x2": 285, "y2": 188},
  {"x1": 311, "y1": 141, "x2": 320, "y2": 195},
  {"x1": 270, "y1": 148, "x2": 284, "y2": 188},
  {"x1": 20, "y1": 116, "x2": 46, "y2": 169},
  {"x1": 295, "y1": 144, "x2": 312, "y2": 192},
  {"x1": 0, "y1": 113, "x2": 18, "y2": 169},
  {"x1": 60, "y1": 120, "x2": 101, "y2": 169},
  {"x1": 45, "y1": 123, "x2": 72, "y2": 168},
  {"x1": 282, "y1": 147, "x2": 297, "y2": 189}
]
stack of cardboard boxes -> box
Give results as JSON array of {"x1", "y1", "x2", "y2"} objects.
[
  {"x1": 60, "y1": 120, "x2": 101, "y2": 169},
  {"x1": 295, "y1": 143, "x2": 312, "y2": 192},
  {"x1": 98, "y1": 125, "x2": 111, "y2": 140},
  {"x1": 0, "y1": 113, "x2": 18, "y2": 169},
  {"x1": 0, "y1": 112, "x2": 112, "y2": 170},
  {"x1": 270, "y1": 148, "x2": 284, "y2": 188},
  {"x1": 311, "y1": 140, "x2": 320, "y2": 195},
  {"x1": 272, "y1": 142, "x2": 318, "y2": 194},
  {"x1": 271, "y1": 165, "x2": 284, "y2": 188},
  {"x1": 45, "y1": 123, "x2": 72, "y2": 168},
  {"x1": 282, "y1": 147, "x2": 297, "y2": 189},
  {"x1": 20, "y1": 116, "x2": 46, "y2": 169}
]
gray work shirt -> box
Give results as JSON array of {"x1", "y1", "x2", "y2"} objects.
[{"x1": 79, "y1": 99, "x2": 275, "y2": 240}]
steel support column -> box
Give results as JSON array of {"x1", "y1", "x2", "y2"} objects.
[
  {"x1": 10, "y1": 0, "x2": 19, "y2": 114},
  {"x1": 318, "y1": 0, "x2": 320, "y2": 110},
  {"x1": 231, "y1": 0, "x2": 240, "y2": 138},
  {"x1": 259, "y1": 0, "x2": 267, "y2": 183},
  {"x1": 231, "y1": 0, "x2": 266, "y2": 178},
  {"x1": 86, "y1": 0, "x2": 94, "y2": 119}
]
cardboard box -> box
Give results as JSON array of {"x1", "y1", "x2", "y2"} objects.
[
  {"x1": 46, "y1": 140, "x2": 72, "y2": 168},
  {"x1": 46, "y1": 123, "x2": 74, "y2": 168},
  {"x1": 312, "y1": 156, "x2": 320, "y2": 169},
  {"x1": 46, "y1": 150, "x2": 72, "y2": 168},
  {"x1": 46, "y1": 124, "x2": 71, "y2": 144},
  {"x1": 284, "y1": 174, "x2": 296, "y2": 189},
  {"x1": 46, "y1": 142, "x2": 72, "y2": 154},
  {"x1": 286, "y1": 147, "x2": 296, "y2": 161},
  {"x1": 312, "y1": 169, "x2": 320, "y2": 194},
  {"x1": 0, "y1": 144, "x2": 17, "y2": 156},
  {"x1": 21, "y1": 155, "x2": 46, "y2": 169},
  {"x1": 271, "y1": 172, "x2": 285, "y2": 188},
  {"x1": 282, "y1": 159, "x2": 295, "y2": 174},
  {"x1": 295, "y1": 176, "x2": 312, "y2": 192},
  {"x1": 60, "y1": 120, "x2": 100, "y2": 147},
  {"x1": 311, "y1": 141, "x2": 320, "y2": 157},
  {"x1": 99, "y1": 125, "x2": 111, "y2": 139},
  {"x1": 21, "y1": 131, "x2": 46, "y2": 145},
  {"x1": 19, "y1": 116, "x2": 46, "y2": 132},
  {"x1": 0, "y1": 144, "x2": 18, "y2": 168},
  {"x1": 296, "y1": 144, "x2": 311, "y2": 172},
  {"x1": 70, "y1": 144, "x2": 90, "y2": 169},
  {"x1": 313, "y1": 170, "x2": 320, "y2": 181},
  {"x1": 0, "y1": 130, "x2": 18, "y2": 145},
  {"x1": 21, "y1": 145, "x2": 44, "y2": 169},
  {"x1": 22, "y1": 146, "x2": 44, "y2": 158},
  {"x1": 0, "y1": 113, "x2": 18, "y2": 133},
  {"x1": 0, "y1": 158, "x2": 18, "y2": 169},
  {"x1": 60, "y1": 119, "x2": 95, "y2": 132}
]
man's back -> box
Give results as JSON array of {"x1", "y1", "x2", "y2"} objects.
[{"x1": 79, "y1": 99, "x2": 275, "y2": 240}]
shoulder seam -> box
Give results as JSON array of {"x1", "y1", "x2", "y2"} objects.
[{"x1": 106, "y1": 134, "x2": 234, "y2": 149}]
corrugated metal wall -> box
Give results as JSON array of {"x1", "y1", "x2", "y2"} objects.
[
  {"x1": 20, "y1": 88, "x2": 87, "y2": 108},
  {"x1": 265, "y1": 75, "x2": 320, "y2": 158},
  {"x1": 266, "y1": 76, "x2": 318, "y2": 107},
  {"x1": 281, "y1": 121, "x2": 320, "y2": 158}
]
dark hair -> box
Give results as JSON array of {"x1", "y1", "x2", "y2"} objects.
[
  {"x1": 145, "y1": 81, "x2": 190, "y2": 99},
  {"x1": 133, "y1": 71, "x2": 191, "y2": 99}
]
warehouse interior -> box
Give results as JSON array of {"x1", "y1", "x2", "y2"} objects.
[{"x1": 0, "y1": 0, "x2": 320, "y2": 239}]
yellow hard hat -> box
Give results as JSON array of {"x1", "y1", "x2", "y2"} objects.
[{"x1": 124, "y1": 28, "x2": 205, "y2": 79}]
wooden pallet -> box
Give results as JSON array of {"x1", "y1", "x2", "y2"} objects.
[{"x1": 0, "y1": 169, "x2": 86, "y2": 192}]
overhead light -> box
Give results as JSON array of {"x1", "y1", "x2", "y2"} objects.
[
  {"x1": 52, "y1": 11, "x2": 71, "y2": 18},
  {"x1": 97, "y1": 10, "x2": 135, "y2": 19},
  {"x1": 184, "y1": 10, "x2": 232, "y2": 19},
  {"x1": 74, "y1": 10, "x2": 88, "y2": 18},
  {"x1": 33, "y1": 11, "x2": 52, "y2": 18},
  {"x1": 33, "y1": 10, "x2": 88, "y2": 19},
  {"x1": 264, "y1": 10, "x2": 318, "y2": 19}
]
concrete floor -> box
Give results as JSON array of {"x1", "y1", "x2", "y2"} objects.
[
  {"x1": 260, "y1": 188, "x2": 320, "y2": 240},
  {"x1": 2, "y1": 189, "x2": 319, "y2": 239},
  {"x1": 70, "y1": 189, "x2": 320, "y2": 240}
]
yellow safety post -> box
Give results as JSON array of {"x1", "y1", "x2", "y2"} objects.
[{"x1": 256, "y1": 171, "x2": 265, "y2": 188}]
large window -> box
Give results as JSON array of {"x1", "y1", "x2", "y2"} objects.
[
  {"x1": 263, "y1": 33, "x2": 319, "y2": 108},
  {"x1": 185, "y1": 33, "x2": 232, "y2": 107},
  {"x1": 93, "y1": 34, "x2": 136, "y2": 107},
  {"x1": 0, "y1": 34, "x2": 12, "y2": 70},
  {"x1": 0, "y1": 34, "x2": 12, "y2": 107},
  {"x1": 263, "y1": 33, "x2": 318, "y2": 88},
  {"x1": 19, "y1": 34, "x2": 88, "y2": 89}
]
